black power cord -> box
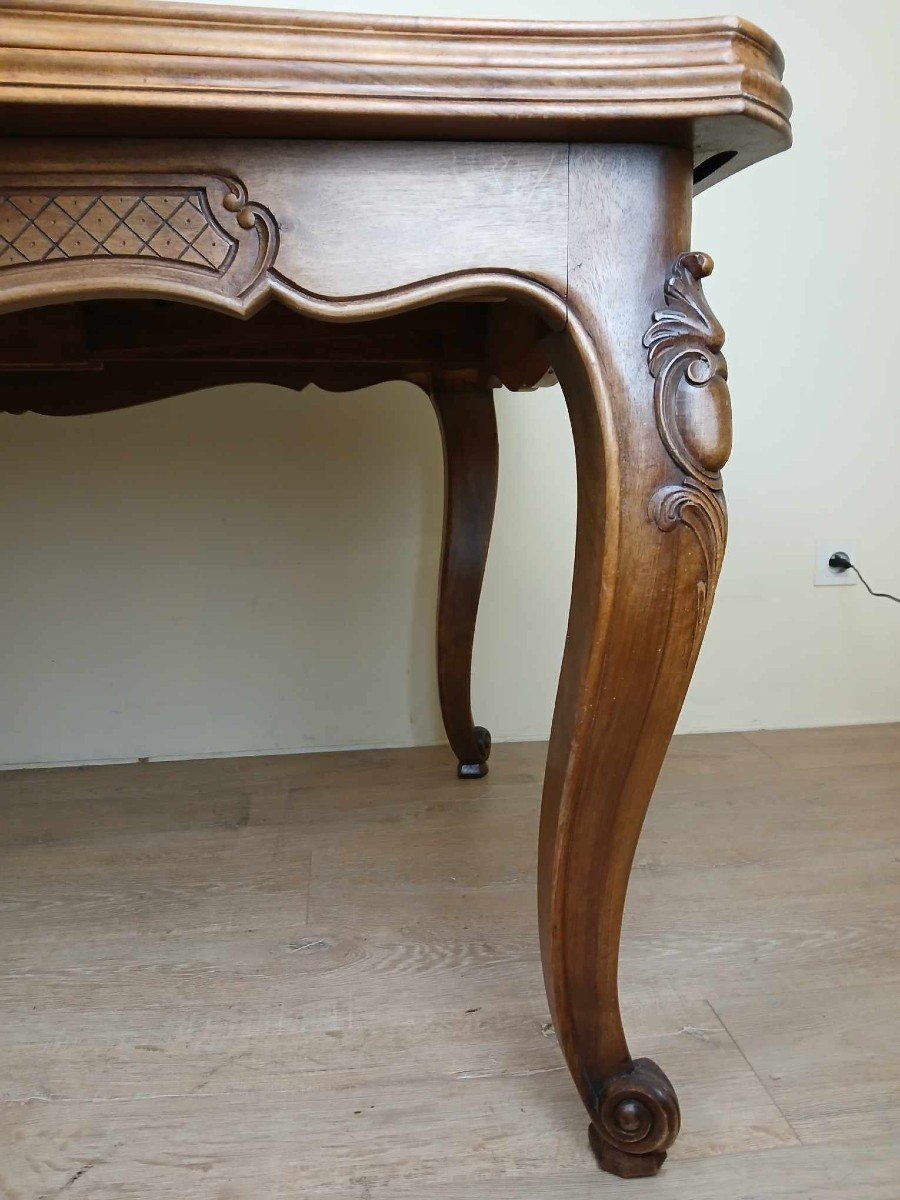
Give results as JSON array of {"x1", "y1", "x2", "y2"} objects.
[{"x1": 828, "y1": 552, "x2": 900, "y2": 604}]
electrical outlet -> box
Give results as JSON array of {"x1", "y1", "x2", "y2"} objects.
[{"x1": 815, "y1": 540, "x2": 858, "y2": 586}]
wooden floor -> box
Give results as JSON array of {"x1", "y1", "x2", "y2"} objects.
[{"x1": 2, "y1": 724, "x2": 898, "y2": 1198}]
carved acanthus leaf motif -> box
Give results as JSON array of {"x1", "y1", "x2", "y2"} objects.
[
  {"x1": 645, "y1": 251, "x2": 731, "y2": 654},
  {"x1": 643, "y1": 250, "x2": 731, "y2": 489},
  {"x1": 650, "y1": 480, "x2": 727, "y2": 652}
]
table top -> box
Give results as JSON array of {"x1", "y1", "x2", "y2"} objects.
[{"x1": 0, "y1": 0, "x2": 791, "y2": 190}]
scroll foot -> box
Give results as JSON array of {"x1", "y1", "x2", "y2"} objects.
[
  {"x1": 456, "y1": 725, "x2": 491, "y2": 778},
  {"x1": 587, "y1": 1059, "x2": 680, "y2": 1178}
]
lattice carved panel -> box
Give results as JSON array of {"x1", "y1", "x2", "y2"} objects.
[
  {"x1": 0, "y1": 190, "x2": 233, "y2": 270},
  {"x1": 0, "y1": 175, "x2": 278, "y2": 313}
]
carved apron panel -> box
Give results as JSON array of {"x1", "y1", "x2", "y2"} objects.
[{"x1": 0, "y1": 175, "x2": 277, "y2": 311}]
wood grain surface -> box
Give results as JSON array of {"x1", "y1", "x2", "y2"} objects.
[
  {"x1": 0, "y1": 140, "x2": 570, "y2": 316},
  {"x1": 0, "y1": 1, "x2": 791, "y2": 189},
  {"x1": 2, "y1": 723, "x2": 897, "y2": 1197}
]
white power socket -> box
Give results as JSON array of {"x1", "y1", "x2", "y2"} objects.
[{"x1": 814, "y1": 540, "x2": 858, "y2": 587}]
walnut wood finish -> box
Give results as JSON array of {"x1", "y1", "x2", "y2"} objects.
[
  {"x1": 539, "y1": 143, "x2": 724, "y2": 1176},
  {"x1": 0, "y1": 1, "x2": 791, "y2": 190},
  {"x1": 431, "y1": 378, "x2": 498, "y2": 779},
  {"x1": 0, "y1": 4, "x2": 790, "y2": 1180}
]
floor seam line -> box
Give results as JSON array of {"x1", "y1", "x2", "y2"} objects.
[{"x1": 706, "y1": 998, "x2": 804, "y2": 1145}]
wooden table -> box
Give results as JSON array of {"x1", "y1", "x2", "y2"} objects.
[{"x1": 0, "y1": 1, "x2": 792, "y2": 1179}]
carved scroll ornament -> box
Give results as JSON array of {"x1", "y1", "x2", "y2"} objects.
[
  {"x1": 590, "y1": 1058, "x2": 681, "y2": 1178},
  {"x1": 644, "y1": 251, "x2": 731, "y2": 647}
]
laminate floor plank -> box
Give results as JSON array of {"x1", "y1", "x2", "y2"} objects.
[{"x1": 1, "y1": 726, "x2": 897, "y2": 1197}]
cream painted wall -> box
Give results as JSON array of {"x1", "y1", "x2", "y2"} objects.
[{"x1": 1, "y1": 0, "x2": 898, "y2": 767}]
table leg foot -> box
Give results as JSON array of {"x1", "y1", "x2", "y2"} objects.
[
  {"x1": 589, "y1": 1125, "x2": 667, "y2": 1179},
  {"x1": 587, "y1": 1059, "x2": 680, "y2": 1178},
  {"x1": 456, "y1": 725, "x2": 491, "y2": 778}
]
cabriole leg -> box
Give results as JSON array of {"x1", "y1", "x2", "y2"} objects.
[
  {"x1": 431, "y1": 376, "x2": 498, "y2": 778},
  {"x1": 539, "y1": 145, "x2": 731, "y2": 1177}
]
